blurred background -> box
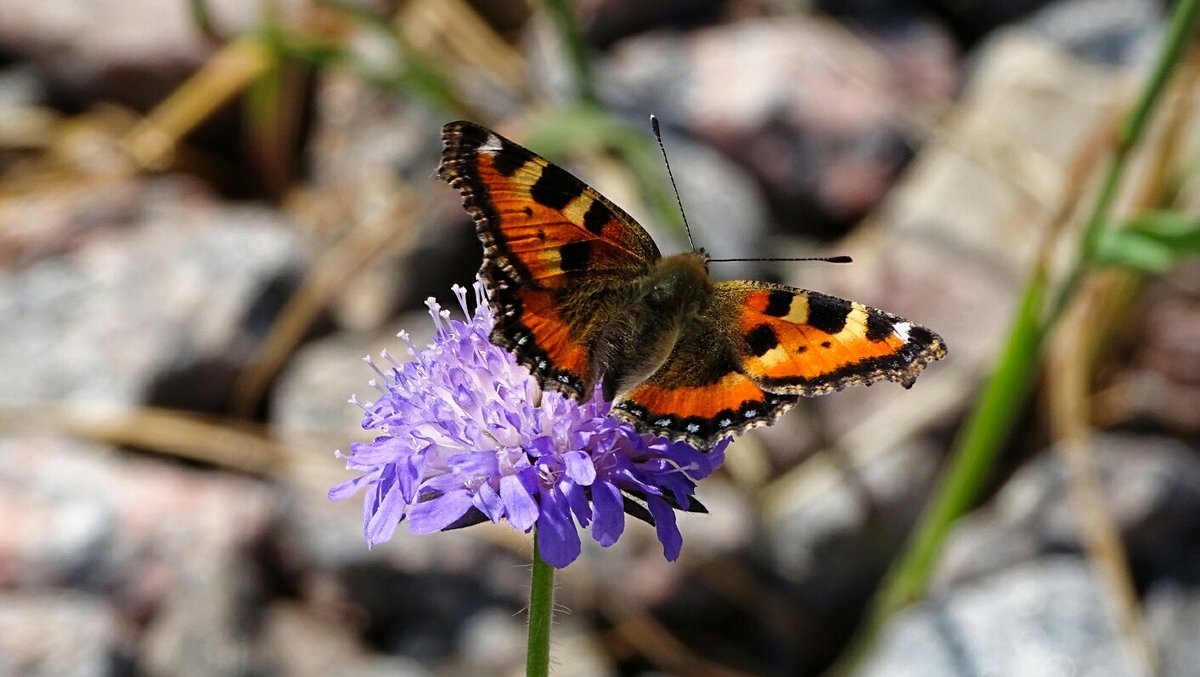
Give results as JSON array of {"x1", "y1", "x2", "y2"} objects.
[{"x1": 1, "y1": 0, "x2": 1198, "y2": 675}]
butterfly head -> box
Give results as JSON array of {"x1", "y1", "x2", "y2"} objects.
[{"x1": 645, "y1": 251, "x2": 711, "y2": 320}]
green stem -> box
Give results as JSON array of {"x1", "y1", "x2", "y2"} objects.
[{"x1": 527, "y1": 531, "x2": 555, "y2": 677}]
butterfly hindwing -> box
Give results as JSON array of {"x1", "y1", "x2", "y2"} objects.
[
  {"x1": 716, "y1": 281, "x2": 947, "y2": 395},
  {"x1": 612, "y1": 311, "x2": 801, "y2": 449},
  {"x1": 439, "y1": 121, "x2": 661, "y2": 397}
]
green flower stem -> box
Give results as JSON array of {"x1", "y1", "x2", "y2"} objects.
[
  {"x1": 527, "y1": 532, "x2": 555, "y2": 677},
  {"x1": 833, "y1": 1, "x2": 1200, "y2": 672}
]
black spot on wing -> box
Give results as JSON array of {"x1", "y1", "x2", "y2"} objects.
[
  {"x1": 454, "y1": 122, "x2": 490, "y2": 151},
  {"x1": 490, "y1": 144, "x2": 529, "y2": 177},
  {"x1": 583, "y1": 200, "x2": 610, "y2": 235},
  {"x1": 905, "y1": 324, "x2": 938, "y2": 348},
  {"x1": 865, "y1": 308, "x2": 895, "y2": 342},
  {"x1": 807, "y1": 295, "x2": 852, "y2": 334},
  {"x1": 764, "y1": 289, "x2": 793, "y2": 318},
  {"x1": 530, "y1": 163, "x2": 584, "y2": 211},
  {"x1": 746, "y1": 324, "x2": 780, "y2": 357},
  {"x1": 559, "y1": 241, "x2": 590, "y2": 273}
]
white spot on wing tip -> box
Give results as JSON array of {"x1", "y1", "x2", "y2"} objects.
[
  {"x1": 894, "y1": 322, "x2": 913, "y2": 342},
  {"x1": 480, "y1": 133, "x2": 503, "y2": 152}
]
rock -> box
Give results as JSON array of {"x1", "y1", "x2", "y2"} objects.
[
  {"x1": 258, "y1": 601, "x2": 433, "y2": 677},
  {"x1": 936, "y1": 433, "x2": 1200, "y2": 586},
  {"x1": 303, "y1": 75, "x2": 481, "y2": 318},
  {"x1": 452, "y1": 608, "x2": 528, "y2": 675},
  {"x1": 750, "y1": 436, "x2": 943, "y2": 667},
  {"x1": 804, "y1": 30, "x2": 1124, "y2": 441},
  {"x1": 1096, "y1": 260, "x2": 1200, "y2": 433},
  {"x1": 763, "y1": 437, "x2": 942, "y2": 581},
  {"x1": 859, "y1": 556, "x2": 1131, "y2": 677},
  {"x1": 1145, "y1": 582, "x2": 1200, "y2": 676},
  {"x1": 139, "y1": 552, "x2": 264, "y2": 677},
  {"x1": 577, "y1": 0, "x2": 724, "y2": 49},
  {"x1": 1023, "y1": 0, "x2": 1164, "y2": 65},
  {"x1": 0, "y1": 64, "x2": 53, "y2": 155},
  {"x1": 0, "y1": 177, "x2": 305, "y2": 413},
  {"x1": 0, "y1": 434, "x2": 276, "y2": 623},
  {"x1": 0, "y1": 592, "x2": 123, "y2": 676},
  {"x1": 628, "y1": 121, "x2": 772, "y2": 279},
  {"x1": 0, "y1": 436, "x2": 117, "y2": 589},
  {"x1": 598, "y1": 16, "x2": 958, "y2": 234},
  {"x1": 0, "y1": 0, "x2": 305, "y2": 110},
  {"x1": 272, "y1": 331, "x2": 389, "y2": 439}
]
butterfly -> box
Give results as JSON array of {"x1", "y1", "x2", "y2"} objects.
[{"x1": 437, "y1": 120, "x2": 947, "y2": 450}]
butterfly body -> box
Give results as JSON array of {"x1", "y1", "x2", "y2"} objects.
[
  {"x1": 594, "y1": 251, "x2": 710, "y2": 400},
  {"x1": 439, "y1": 121, "x2": 947, "y2": 449}
]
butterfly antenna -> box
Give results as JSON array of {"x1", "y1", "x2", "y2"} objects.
[
  {"x1": 706, "y1": 255, "x2": 854, "y2": 264},
  {"x1": 650, "y1": 115, "x2": 697, "y2": 252}
]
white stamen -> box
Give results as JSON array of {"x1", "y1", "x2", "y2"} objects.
[
  {"x1": 451, "y1": 283, "x2": 470, "y2": 319},
  {"x1": 363, "y1": 355, "x2": 389, "y2": 381}
]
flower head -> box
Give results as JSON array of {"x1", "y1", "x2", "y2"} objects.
[{"x1": 330, "y1": 281, "x2": 727, "y2": 568}]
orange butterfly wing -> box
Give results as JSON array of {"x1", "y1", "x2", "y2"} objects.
[
  {"x1": 439, "y1": 121, "x2": 660, "y2": 398},
  {"x1": 613, "y1": 310, "x2": 801, "y2": 449},
  {"x1": 716, "y1": 281, "x2": 947, "y2": 395},
  {"x1": 614, "y1": 281, "x2": 946, "y2": 448}
]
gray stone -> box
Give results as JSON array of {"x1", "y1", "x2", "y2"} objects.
[
  {"x1": 763, "y1": 437, "x2": 941, "y2": 579},
  {"x1": 1024, "y1": 0, "x2": 1164, "y2": 65},
  {"x1": 0, "y1": 436, "x2": 117, "y2": 589},
  {"x1": 859, "y1": 557, "x2": 1131, "y2": 677},
  {"x1": 598, "y1": 16, "x2": 957, "y2": 230},
  {"x1": 0, "y1": 0, "x2": 305, "y2": 108},
  {"x1": 140, "y1": 553, "x2": 263, "y2": 677},
  {"x1": 937, "y1": 433, "x2": 1200, "y2": 586},
  {"x1": 1145, "y1": 582, "x2": 1200, "y2": 676},
  {"x1": 0, "y1": 592, "x2": 121, "y2": 677},
  {"x1": 0, "y1": 177, "x2": 304, "y2": 411}
]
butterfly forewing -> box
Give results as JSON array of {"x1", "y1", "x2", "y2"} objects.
[
  {"x1": 715, "y1": 281, "x2": 947, "y2": 395},
  {"x1": 439, "y1": 121, "x2": 664, "y2": 397}
]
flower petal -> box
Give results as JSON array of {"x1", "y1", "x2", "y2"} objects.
[
  {"x1": 474, "y1": 480, "x2": 505, "y2": 523},
  {"x1": 536, "y1": 489, "x2": 581, "y2": 568},
  {"x1": 500, "y1": 473, "x2": 539, "y2": 531},
  {"x1": 408, "y1": 489, "x2": 475, "y2": 533},
  {"x1": 562, "y1": 450, "x2": 596, "y2": 485},
  {"x1": 589, "y1": 481, "x2": 624, "y2": 547},
  {"x1": 364, "y1": 479, "x2": 407, "y2": 544},
  {"x1": 646, "y1": 496, "x2": 683, "y2": 562}
]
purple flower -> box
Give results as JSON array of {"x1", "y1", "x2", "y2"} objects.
[{"x1": 330, "y1": 281, "x2": 727, "y2": 568}]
